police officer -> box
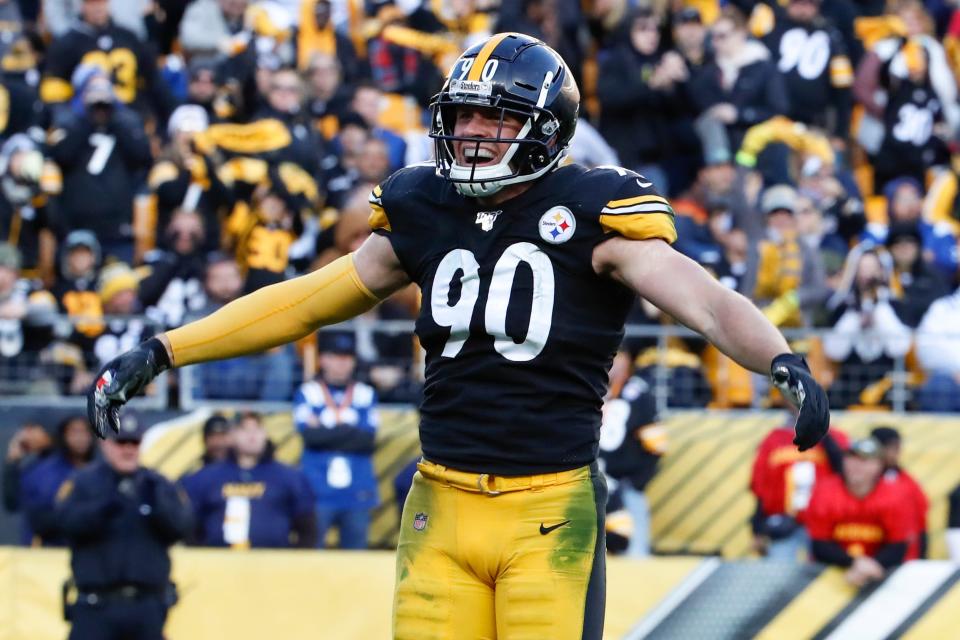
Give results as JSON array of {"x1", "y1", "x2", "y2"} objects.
[{"x1": 55, "y1": 414, "x2": 191, "y2": 640}]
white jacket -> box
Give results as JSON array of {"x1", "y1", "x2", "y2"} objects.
[{"x1": 916, "y1": 291, "x2": 960, "y2": 375}]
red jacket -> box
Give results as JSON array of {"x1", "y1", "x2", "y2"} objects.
[
  {"x1": 882, "y1": 468, "x2": 928, "y2": 560},
  {"x1": 751, "y1": 427, "x2": 849, "y2": 518},
  {"x1": 805, "y1": 474, "x2": 913, "y2": 559}
]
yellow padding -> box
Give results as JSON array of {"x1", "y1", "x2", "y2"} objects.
[
  {"x1": 599, "y1": 212, "x2": 677, "y2": 243},
  {"x1": 167, "y1": 254, "x2": 380, "y2": 366}
]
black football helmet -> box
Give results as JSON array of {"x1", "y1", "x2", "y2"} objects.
[{"x1": 429, "y1": 32, "x2": 580, "y2": 197}]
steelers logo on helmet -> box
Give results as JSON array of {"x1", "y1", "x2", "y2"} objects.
[
  {"x1": 429, "y1": 32, "x2": 581, "y2": 198},
  {"x1": 539, "y1": 206, "x2": 576, "y2": 244}
]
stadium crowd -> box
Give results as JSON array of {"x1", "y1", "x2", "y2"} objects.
[{"x1": 1, "y1": 0, "x2": 960, "y2": 411}]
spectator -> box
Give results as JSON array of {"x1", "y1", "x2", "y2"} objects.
[
  {"x1": 599, "y1": 352, "x2": 666, "y2": 558},
  {"x1": 805, "y1": 437, "x2": 912, "y2": 586},
  {"x1": 231, "y1": 182, "x2": 299, "y2": 293},
  {"x1": 597, "y1": 7, "x2": 686, "y2": 191},
  {"x1": 199, "y1": 413, "x2": 232, "y2": 468},
  {"x1": 753, "y1": 185, "x2": 830, "y2": 328},
  {"x1": 180, "y1": 411, "x2": 317, "y2": 549},
  {"x1": 2, "y1": 414, "x2": 53, "y2": 543},
  {"x1": 350, "y1": 82, "x2": 407, "y2": 171},
  {"x1": 0, "y1": 0, "x2": 22, "y2": 60},
  {"x1": 872, "y1": 42, "x2": 950, "y2": 191},
  {"x1": 0, "y1": 37, "x2": 45, "y2": 140},
  {"x1": 179, "y1": 0, "x2": 248, "y2": 59},
  {"x1": 671, "y1": 7, "x2": 709, "y2": 73},
  {"x1": 183, "y1": 253, "x2": 298, "y2": 401},
  {"x1": 321, "y1": 112, "x2": 370, "y2": 209},
  {"x1": 304, "y1": 52, "x2": 353, "y2": 141},
  {"x1": 864, "y1": 177, "x2": 958, "y2": 282},
  {"x1": 182, "y1": 58, "x2": 219, "y2": 121},
  {"x1": 296, "y1": 0, "x2": 361, "y2": 83},
  {"x1": 0, "y1": 242, "x2": 58, "y2": 392},
  {"x1": 364, "y1": 8, "x2": 443, "y2": 108},
  {"x1": 750, "y1": 418, "x2": 847, "y2": 561},
  {"x1": 148, "y1": 105, "x2": 229, "y2": 253},
  {"x1": 51, "y1": 230, "x2": 107, "y2": 393},
  {"x1": 20, "y1": 414, "x2": 96, "y2": 546},
  {"x1": 886, "y1": 222, "x2": 949, "y2": 327},
  {"x1": 689, "y1": 7, "x2": 790, "y2": 163},
  {"x1": 853, "y1": 0, "x2": 959, "y2": 163},
  {"x1": 754, "y1": 0, "x2": 854, "y2": 141},
  {"x1": 49, "y1": 71, "x2": 152, "y2": 264},
  {"x1": 139, "y1": 210, "x2": 208, "y2": 329},
  {"x1": 83, "y1": 262, "x2": 152, "y2": 377},
  {"x1": 355, "y1": 137, "x2": 391, "y2": 186},
  {"x1": 915, "y1": 287, "x2": 960, "y2": 411},
  {"x1": 0, "y1": 133, "x2": 63, "y2": 286},
  {"x1": 948, "y1": 483, "x2": 960, "y2": 561},
  {"x1": 42, "y1": 0, "x2": 174, "y2": 119},
  {"x1": 870, "y1": 426, "x2": 928, "y2": 559},
  {"x1": 294, "y1": 330, "x2": 379, "y2": 549},
  {"x1": 823, "y1": 245, "x2": 912, "y2": 408},
  {"x1": 55, "y1": 415, "x2": 191, "y2": 640},
  {"x1": 254, "y1": 66, "x2": 324, "y2": 175}
]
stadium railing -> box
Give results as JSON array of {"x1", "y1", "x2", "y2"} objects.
[{"x1": 1, "y1": 313, "x2": 954, "y2": 415}]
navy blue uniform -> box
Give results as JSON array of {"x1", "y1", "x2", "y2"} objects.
[
  {"x1": 370, "y1": 163, "x2": 676, "y2": 475},
  {"x1": 180, "y1": 451, "x2": 316, "y2": 548},
  {"x1": 55, "y1": 461, "x2": 191, "y2": 640}
]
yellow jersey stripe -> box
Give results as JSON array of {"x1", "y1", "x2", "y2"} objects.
[
  {"x1": 599, "y1": 212, "x2": 676, "y2": 243},
  {"x1": 604, "y1": 194, "x2": 670, "y2": 209},
  {"x1": 467, "y1": 32, "x2": 509, "y2": 81},
  {"x1": 368, "y1": 202, "x2": 391, "y2": 232}
]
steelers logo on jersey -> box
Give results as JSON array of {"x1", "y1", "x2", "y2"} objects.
[{"x1": 539, "y1": 206, "x2": 576, "y2": 244}]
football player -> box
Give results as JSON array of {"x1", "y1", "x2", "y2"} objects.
[{"x1": 88, "y1": 33, "x2": 830, "y2": 639}]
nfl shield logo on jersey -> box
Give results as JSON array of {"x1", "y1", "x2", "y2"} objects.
[
  {"x1": 539, "y1": 206, "x2": 576, "y2": 244},
  {"x1": 413, "y1": 512, "x2": 428, "y2": 531},
  {"x1": 475, "y1": 210, "x2": 502, "y2": 232}
]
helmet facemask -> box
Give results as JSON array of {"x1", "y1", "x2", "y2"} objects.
[{"x1": 430, "y1": 72, "x2": 566, "y2": 198}]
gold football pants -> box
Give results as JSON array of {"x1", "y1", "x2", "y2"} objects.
[{"x1": 393, "y1": 460, "x2": 607, "y2": 640}]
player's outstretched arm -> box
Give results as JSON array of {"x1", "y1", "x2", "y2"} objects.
[
  {"x1": 593, "y1": 236, "x2": 829, "y2": 450},
  {"x1": 88, "y1": 234, "x2": 410, "y2": 438}
]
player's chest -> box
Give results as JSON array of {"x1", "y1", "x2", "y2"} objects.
[{"x1": 413, "y1": 203, "x2": 600, "y2": 361}]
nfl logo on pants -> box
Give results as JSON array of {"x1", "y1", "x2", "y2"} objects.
[{"x1": 413, "y1": 512, "x2": 428, "y2": 531}]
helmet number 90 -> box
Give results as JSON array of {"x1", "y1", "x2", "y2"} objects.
[
  {"x1": 431, "y1": 242, "x2": 555, "y2": 362},
  {"x1": 455, "y1": 58, "x2": 499, "y2": 82}
]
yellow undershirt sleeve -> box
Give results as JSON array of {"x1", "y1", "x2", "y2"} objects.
[{"x1": 166, "y1": 254, "x2": 381, "y2": 367}]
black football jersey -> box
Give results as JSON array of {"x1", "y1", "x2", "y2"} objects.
[
  {"x1": 759, "y1": 8, "x2": 852, "y2": 135},
  {"x1": 370, "y1": 163, "x2": 676, "y2": 475}
]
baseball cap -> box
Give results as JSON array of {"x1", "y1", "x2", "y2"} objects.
[
  {"x1": 203, "y1": 414, "x2": 231, "y2": 437},
  {"x1": 846, "y1": 437, "x2": 883, "y2": 459},
  {"x1": 0, "y1": 243, "x2": 21, "y2": 271},
  {"x1": 761, "y1": 185, "x2": 798, "y2": 215},
  {"x1": 674, "y1": 7, "x2": 702, "y2": 24},
  {"x1": 870, "y1": 426, "x2": 901, "y2": 446},
  {"x1": 318, "y1": 330, "x2": 356, "y2": 355},
  {"x1": 167, "y1": 104, "x2": 209, "y2": 137},
  {"x1": 97, "y1": 262, "x2": 139, "y2": 303},
  {"x1": 112, "y1": 410, "x2": 146, "y2": 443},
  {"x1": 886, "y1": 221, "x2": 922, "y2": 247}
]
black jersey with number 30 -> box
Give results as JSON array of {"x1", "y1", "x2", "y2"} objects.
[{"x1": 370, "y1": 163, "x2": 676, "y2": 474}]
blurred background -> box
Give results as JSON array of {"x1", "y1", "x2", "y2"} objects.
[{"x1": 3, "y1": 0, "x2": 960, "y2": 638}]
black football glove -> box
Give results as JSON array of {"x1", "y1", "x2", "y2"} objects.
[
  {"x1": 88, "y1": 338, "x2": 171, "y2": 439},
  {"x1": 770, "y1": 353, "x2": 830, "y2": 451}
]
